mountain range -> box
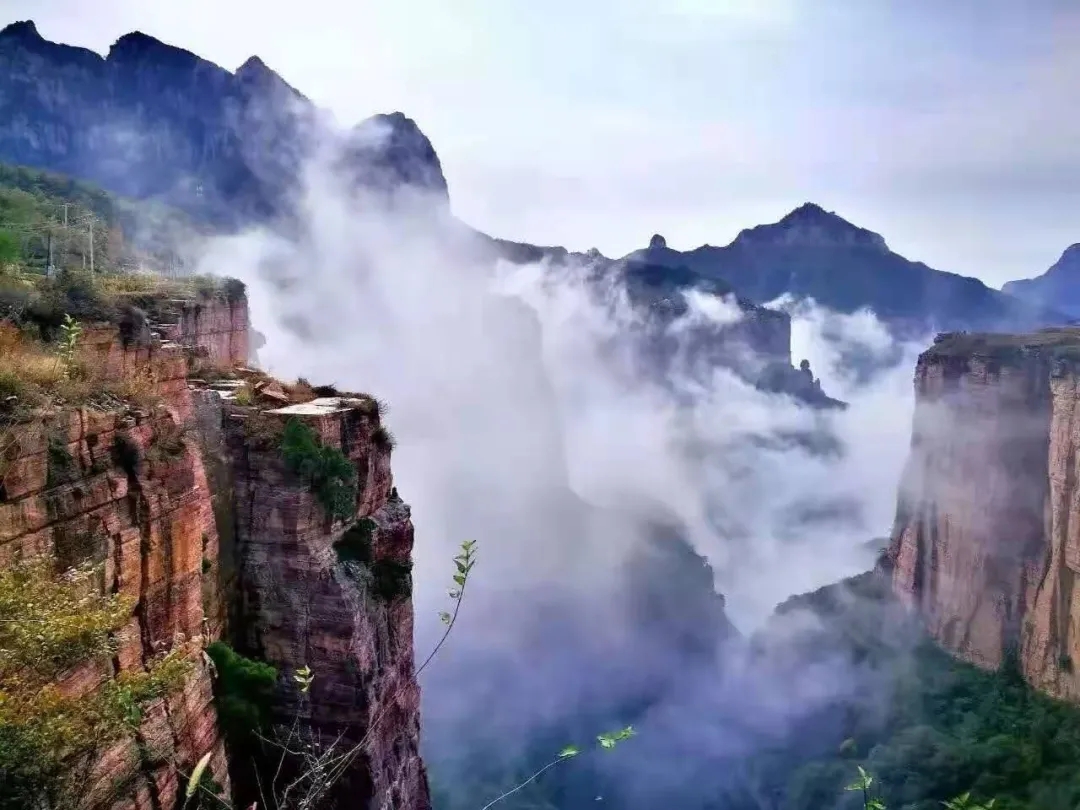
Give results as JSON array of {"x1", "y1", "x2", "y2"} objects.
[{"x1": 1, "y1": 19, "x2": 1077, "y2": 337}]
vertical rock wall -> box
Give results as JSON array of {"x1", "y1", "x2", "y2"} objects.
[
  {"x1": 0, "y1": 334, "x2": 229, "y2": 809},
  {"x1": 887, "y1": 331, "x2": 1080, "y2": 700},
  {"x1": 220, "y1": 396, "x2": 431, "y2": 810}
]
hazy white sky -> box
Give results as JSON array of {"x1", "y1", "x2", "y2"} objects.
[{"x1": 9, "y1": 0, "x2": 1080, "y2": 286}]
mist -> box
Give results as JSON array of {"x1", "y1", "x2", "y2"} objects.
[{"x1": 195, "y1": 136, "x2": 929, "y2": 806}]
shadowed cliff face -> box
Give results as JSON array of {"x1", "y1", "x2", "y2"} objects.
[
  {"x1": 1004, "y1": 244, "x2": 1080, "y2": 320},
  {"x1": 888, "y1": 327, "x2": 1080, "y2": 699},
  {"x1": 0, "y1": 21, "x2": 448, "y2": 225}
]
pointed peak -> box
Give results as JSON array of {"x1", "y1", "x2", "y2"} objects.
[
  {"x1": 237, "y1": 55, "x2": 270, "y2": 74},
  {"x1": 784, "y1": 201, "x2": 832, "y2": 219},
  {"x1": 0, "y1": 20, "x2": 41, "y2": 40},
  {"x1": 734, "y1": 203, "x2": 888, "y2": 252},
  {"x1": 648, "y1": 234, "x2": 667, "y2": 250}
]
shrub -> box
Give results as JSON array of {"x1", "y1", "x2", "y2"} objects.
[
  {"x1": 204, "y1": 642, "x2": 277, "y2": 745},
  {"x1": 371, "y1": 559, "x2": 413, "y2": 602},
  {"x1": 0, "y1": 557, "x2": 191, "y2": 809},
  {"x1": 279, "y1": 418, "x2": 358, "y2": 522},
  {"x1": 372, "y1": 424, "x2": 396, "y2": 452},
  {"x1": 222, "y1": 277, "x2": 246, "y2": 303},
  {"x1": 335, "y1": 517, "x2": 377, "y2": 565}
]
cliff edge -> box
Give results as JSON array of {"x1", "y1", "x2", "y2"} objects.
[
  {"x1": 0, "y1": 275, "x2": 429, "y2": 809},
  {"x1": 887, "y1": 327, "x2": 1080, "y2": 699}
]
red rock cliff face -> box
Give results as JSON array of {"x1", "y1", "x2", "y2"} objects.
[
  {"x1": 161, "y1": 296, "x2": 251, "y2": 369},
  {"x1": 887, "y1": 329, "x2": 1080, "y2": 699},
  {"x1": 215, "y1": 394, "x2": 431, "y2": 810},
  {"x1": 0, "y1": 330, "x2": 229, "y2": 809}
]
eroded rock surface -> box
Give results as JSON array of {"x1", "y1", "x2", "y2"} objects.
[{"x1": 887, "y1": 328, "x2": 1080, "y2": 698}]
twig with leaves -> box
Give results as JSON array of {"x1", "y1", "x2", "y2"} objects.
[{"x1": 479, "y1": 726, "x2": 637, "y2": 810}]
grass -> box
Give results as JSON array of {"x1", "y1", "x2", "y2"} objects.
[
  {"x1": 0, "y1": 264, "x2": 246, "y2": 341},
  {"x1": 0, "y1": 315, "x2": 161, "y2": 419}
]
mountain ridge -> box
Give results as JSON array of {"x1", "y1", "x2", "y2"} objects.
[
  {"x1": 1003, "y1": 243, "x2": 1080, "y2": 318},
  {"x1": 1, "y1": 19, "x2": 1072, "y2": 336}
]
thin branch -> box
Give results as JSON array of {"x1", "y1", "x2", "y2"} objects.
[{"x1": 478, "y1": 758, "x2": 564, "y2": 810}]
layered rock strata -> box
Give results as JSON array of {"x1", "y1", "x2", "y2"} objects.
[
  {"x1": 887, "y1": 328, "x2": 1080, "y2": 699},
  {"x1": 0, "y1": 335, "x2": 229, "y2": 809},
  {"x1": 211, "y1": 393, "x2": 430, "y2": 809}
]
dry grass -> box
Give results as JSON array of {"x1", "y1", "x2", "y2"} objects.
[{"x1": 0, "y1": 320, "x2": 160, "y2": 417}]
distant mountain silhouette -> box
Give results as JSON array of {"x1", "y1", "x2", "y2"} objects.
[
  {"x1": 1002, "y1": 244, "x2": 1080, "y2": 319},
  {"x1": 1, "y1": 20, "x2": 1068, "y2": 338},
  {"x1": 610, "y1": 204, "x2": 1072, "y2": 334}
]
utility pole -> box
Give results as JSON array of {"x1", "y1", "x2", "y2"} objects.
[
  {"x1": 47, "y1": 230, "x2": 54, "y2": 277},
  {"x1": 88, "y1": 219, "x2": 94, "y2": 273},
  {"x1": 62, "y1": 204, "x2": 68, "y2": 271}
]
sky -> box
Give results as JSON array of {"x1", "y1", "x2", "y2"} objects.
[{"x1": 8, "y1": 0, "x2": 1080, "y2": 287}]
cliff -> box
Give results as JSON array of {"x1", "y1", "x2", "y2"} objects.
[
  {"x1": 0, "y1": 310, "x2": 235, "y2": 808},
  {"x1": 0, "y1": 283, "x2": 429, "y2": 809},
  {"x1": 203, "y1": 387, "x2": 430, "y2": 809},
  {"x1": 886, "y1": 327, "x2": 1080, "y2": 699}
]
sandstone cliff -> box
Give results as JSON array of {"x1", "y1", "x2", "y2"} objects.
[
  {"x1": 887, "y1": 327, "x2": 1080, "y2": 699},
  {"x1": 189, "y1": 383, "x2": 431, "y2": 809},
  {"x1": 0, "y1": 287, "x2": 429, "y2": 809},
  {"x1": 0, "y1": 310, "x2": 236, "y2": 809}
]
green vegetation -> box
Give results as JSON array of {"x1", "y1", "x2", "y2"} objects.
[
  {"x1": 204, "y1": 642, "x2": 278, "y2": 747},
  {"x1": 749, "y1": 576, "x2": 1080, "y2": 810},
  {"x1": 372, "y1": 424, "x2": 397, "y2": 452},
  {"x1": 0, "y1": 557, "x2": 191, "y2": 810},
  {"x1": 0, "y1": 161, "x2": 207, "y2": 277},
  {"x1": 279, "y1": 417, "x2": 358, "y2": 522},
  {"x1": 335, "y1": 517, "x2": 377, "y2": 564},
  {"x1": 371, "y1": 559, "x2": 413, "y2": 601}
]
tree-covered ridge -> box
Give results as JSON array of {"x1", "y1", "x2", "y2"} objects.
[{"x1": 0, "y1": 161, "x2": 208, "y2": 276}]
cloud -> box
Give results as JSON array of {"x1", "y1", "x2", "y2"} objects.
[{"x1": 193, "y1": 129, "x2": 931, "y2": 805}]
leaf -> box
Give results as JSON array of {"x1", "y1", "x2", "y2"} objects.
[
  {"x1": 558, "y1": 745, "x2": 581, "y2": 759},
  {"x1": 438, "y1": 611, "x2": 452, "y2": 625},
  {"x1": 186, "y1": 751, "x2": 213, "y2": 798},
  {"x1": 452, "y1": 574, "x2": 466, "y2": 587}
]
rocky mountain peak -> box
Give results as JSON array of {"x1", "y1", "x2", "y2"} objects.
[
  {"x1": 1047, "y1": 243, "x2": 1080, "y2": 275},
  {"x1": 0, "y1": 20, "x2": 41, "y2": 41},
  {"x1": 649, "y1": 234, "x2": 668, "y2": 250},
  {"x1": 733, "y1": 202, "x2": 889, "y2": 252},
  {"x1": 337, "y1": 111, "x2": 449, "y2": 200}
]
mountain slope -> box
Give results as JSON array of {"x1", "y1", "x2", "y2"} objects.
[
  {"x1": 1003, "y1": 244, "x2": 1080, "y2": 318},
  {"x1": 0, "y1": 20, "x2": 447, "y2": 225}
]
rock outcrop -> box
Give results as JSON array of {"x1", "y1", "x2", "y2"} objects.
[
  {"x1": 0, "y1": 285, "x2": 429, "y2": 808},
  {"x1": 886, "y1": 327, "x2": 1080, "y2": 699},
  {"x1": 0, "y1": 328, "x2": 229, "y2": 809},
  {"x1": 209, "y1": 393, "x2": 430, "y2": 809}
]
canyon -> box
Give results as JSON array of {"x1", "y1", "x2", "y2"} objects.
[{"x1": 0, "y1": 286, "x2": 429, "y2": 810}]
